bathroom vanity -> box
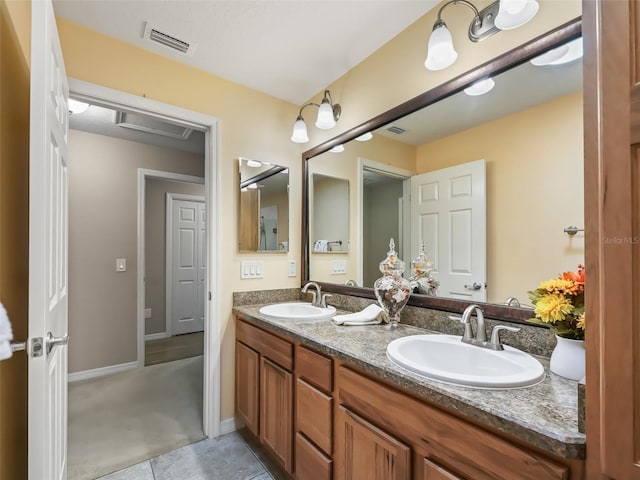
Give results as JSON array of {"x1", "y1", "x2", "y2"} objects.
[{"x1": 233, "y1": 305, "x2": 585, "y2": 480}]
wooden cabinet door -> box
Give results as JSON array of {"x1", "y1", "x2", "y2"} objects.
[
  {"x1": 296, "y1": 432, "x2": 332, "y2": 480},
  {"x1": 260, "y1": 357, "x2": 293, "y2": 473},
  {"x1": 235, "y1": 341, "x2": 259, "y2": 435},
  {"x1": 423, "y1": 458, "x2": 464, "y2": 480},
  {"x1": 584, "y1": 0, "x2": 640, "y2": 477},
  {"x1": 335, "y1": 406, "x2": 410, "y2": 480}
]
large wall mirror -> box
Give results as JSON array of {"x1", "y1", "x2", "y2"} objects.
[
  {"x1": 238, "y1": 157, "x2": 290, "y2": 252},
  {"x1": 302, "y1": 18, "x2": 583, "y2": 324}
]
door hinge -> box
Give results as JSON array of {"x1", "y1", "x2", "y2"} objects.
[{"x1": 208, "y1": 291, "x2": 212, "y2": 301}]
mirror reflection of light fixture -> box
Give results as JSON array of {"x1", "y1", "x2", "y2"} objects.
[
  {"x1": 68, "y1": 99, "x2": 90, "y2": 115},
  {"x1": 530, "y1": 37, "x2": 583, "y2": 67},
  {"x1": 463, "y1": 77, "x2": 495, "y2": 96},
  {"x1": 291, "y1": 90, "x2": 341, "y2": 143},
  {"x1": 330, "y1": 144, "x2": 345, "y2": 153},
  {"x1": 425, "y1": 0, "x2": 539, "y2": 71},
  {"x1": 355, "y1": 132, "x2": 373, "y2": 141},
  {"x1": 246, "y1": 159, "x2": 263, "y2": 168}
]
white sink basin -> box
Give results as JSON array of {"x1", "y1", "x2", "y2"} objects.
[
  {"x1": 386, "y1": 334, "x2": 545, "y2": 389},
  {"x1": 259, "y1": 302, "x2": 336, "y2": 322}
]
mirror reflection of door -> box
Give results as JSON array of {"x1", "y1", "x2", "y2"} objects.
[
  {"x1": 362, "y1": 169, "x2": 408, "y2": 287},
  {"x1": 410, "y1": 159, "x2": 487, "y2": 302},
  {"x1": 260, "y1": 205, "x2": 278, "y2": 251}
]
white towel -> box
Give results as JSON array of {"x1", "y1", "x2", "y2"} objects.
[
  {"x1": 0, "y1": 302, "x2": 14, "y2": 361},
  {"x1": 332, "y1": 304, "x2": 385, "y2": 326}
]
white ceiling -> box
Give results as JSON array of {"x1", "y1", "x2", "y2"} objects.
[{"x1": 53, "y1": 0, "x2": 438, "y2": 105}]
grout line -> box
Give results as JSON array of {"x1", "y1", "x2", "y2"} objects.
[{"x1": 149, "y1": 459, "x2": 157, "y2": 480}]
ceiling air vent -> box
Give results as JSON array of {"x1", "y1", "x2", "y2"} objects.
[
  {"x1": 386, "y1": 125, "x2": 407, "y2": 135},
  {"x1": 143, "y1": 22, "x2": 197, "y2": 56}
]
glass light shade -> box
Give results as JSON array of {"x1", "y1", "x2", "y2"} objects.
[
  {"x1": 355, "y1": 132, "x2": 373, "y2": 141},
  {"x1": 291, "y1": 118, "x2": 309, "y2": 143},
  {"x1": 330, "y1": 144, "x2": 344, "y2": 153},
  {"x1": 425, "y1": 24, "x2": 458, "y2": 71},
  {"x1": 68, "y1": 99, "x2": 90, "y2": 114},
  {"x1": 246, "y1": 159, "x2": 262, "y2": 168},
  {"x1": 495, "y1": 0, "x2": 539, "y2": 30},
  {"x1": 463, "y1": 78, "x2": 495, "y2": 96},
  {"x1": 315, "y1": 101, "x2": 336, "y2": 129},
  {"x1": 530, "y1": 38, "x2": 583, "y2": 66}
]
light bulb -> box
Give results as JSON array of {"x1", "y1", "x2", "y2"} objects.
[{"x1": 315, "y1": 100, "x2": 336, "y2": 129}]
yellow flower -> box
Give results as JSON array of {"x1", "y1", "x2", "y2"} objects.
[
  {"x1": 537, "y1": 278, "x2": 580, "y2": 295},
  {"x1": 534, "y1": 293, "x2": 575, "y2": 323},
  {"x1": 576, "y1": 313, "x2": 585, "y2": 330}
]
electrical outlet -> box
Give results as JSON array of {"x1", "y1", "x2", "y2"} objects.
[
  {"x1": 144, "y1": 308, "x2": 152, "y2": 319},
  {"x1": 241, "y1": 261, "x2": 264, "y2": 279}
]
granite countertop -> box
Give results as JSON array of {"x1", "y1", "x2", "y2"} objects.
[{"x1": 233, "y1": 303, "x2": 586, "y2": 460}]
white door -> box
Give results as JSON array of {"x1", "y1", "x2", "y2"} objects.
[
  {"x1": 28, "y1": 1, "x2": 70, "y2": 479},
  {"x1": 169, "y1": 197, "x2": 205, "y2": 335},
  {"x1": 410, "y1": 160, "x2": 486, "y2": 301}
]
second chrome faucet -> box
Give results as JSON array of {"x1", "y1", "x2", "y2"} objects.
[{"x1": 301, "y1": 282, "x2": 332, "y2": 308}]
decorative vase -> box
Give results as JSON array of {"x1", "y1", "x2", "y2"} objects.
[
  {"x1": 373, "y1": 238, "x2": 411, "y2": 329},
  {"x1": 549, "y1": 335, "x2": 585, "y2": 381}
]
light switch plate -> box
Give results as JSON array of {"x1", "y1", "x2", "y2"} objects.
[
  {"x1": 241, "y1": 261, "x2": 264, "y2": 279},
  {"x1": 331, "y1": 260, "x2": 347, "y2": 275},
  {"x1": 116, "y1": 258, "x2": 127, "y2": 272},
  {"x1": 287, "y1": 260, "x2": 296, "y2": 277}
]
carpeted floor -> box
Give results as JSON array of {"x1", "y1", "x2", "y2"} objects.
[
  {"x1": 68, "y1": 356, "x2": 205, "y2": 480},
  {"x1": 145, "y1": 331, "x2": 204, "y2": 366}
]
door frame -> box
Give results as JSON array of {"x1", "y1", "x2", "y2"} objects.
[
  {"x1": 69, "y1": 78, "x2": 222, "y2": 438},
  {"x1": 165, "y1": 192, "x2": 206, "y2": 338},
  {"x1": 358, "y1": 157, "x2": 412, "y2": 285}
]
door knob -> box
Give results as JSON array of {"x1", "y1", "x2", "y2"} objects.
[
  {"x1": 46, "y1": 332, "x2": 69, "y2": 355},
  {"x1": 464, "y1": 282, "x2": 482, "y2": 290}
]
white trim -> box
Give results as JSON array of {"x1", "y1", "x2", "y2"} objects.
[
  {"x1": 68, "y1": 361, "x2": 138, "y2": 383},
  {"x1": 144, "y1": 332, "x2": 170, "y2": 341},
  {"x1": 69, "y1": 78, "x2": 221, "y2": 439},
  {"x1": 166, "y1": 193, "x2": 205, "y2": 338},
  {"x1": 219, "y1": 417, "x2": 238, "y2": 436}
]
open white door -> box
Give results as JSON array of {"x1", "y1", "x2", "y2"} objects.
[
  {"x1": 410, "y1": 160, "x2": 486, "y2": 301},
  {"x1": 167, "y1": 195, "x2": 205, "y2": 336},
  {"x1": 28, "y1": 1, "x2": 70, "y2": 479}
]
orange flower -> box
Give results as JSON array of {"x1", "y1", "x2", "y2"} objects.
[{"x1": 562, "y1": 264, "x2": 585, "y2": 285}]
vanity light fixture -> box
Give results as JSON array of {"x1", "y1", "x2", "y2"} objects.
[
  {"x1": 330, "y1": 144, "x2": 345, "y2": 153},
  {"x1": 463, "y1": 77, "x2": 495, "y2": 96},
  {"x1": 425, "y1": 0, "x2": 539, "y2": 71},
  {"x1": 291, "y1": 89, "x2": 341, "y2": 143}
]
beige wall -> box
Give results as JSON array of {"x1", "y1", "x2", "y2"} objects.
[
  {"x1": 68, "y1": 130, "x2": 205, "y2": 373},
  {"x1": 0, "y1": 0, "x2": 30, "y2": 477},
  {"x1": 56, "y1": 0, "x2": 581, "y2": 425},
  {"x1": 145, "y1": 178, "x2": 206, "y2": 336},
  {"x1": 416, "y1": 92, "x2": 584, "y2": 304}
]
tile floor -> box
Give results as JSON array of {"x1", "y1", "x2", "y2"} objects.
[{"x1": 96, "y1": 431, "x2": 278, "y2": 480}]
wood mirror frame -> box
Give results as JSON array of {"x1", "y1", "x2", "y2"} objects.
[{"x1": 301, "y1": 17, "x2": 582, "y2": 324}]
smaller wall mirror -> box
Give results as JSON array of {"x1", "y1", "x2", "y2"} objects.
[{"x1": 238, "y1": 157, "x2": 289, "y2": 252}]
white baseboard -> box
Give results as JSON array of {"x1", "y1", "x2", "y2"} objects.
[
  {"x1": 144, "y1": 332, "x2": 170, "y2": 341},
  {"x1": 68, "y1": 361, "x2": 138, "y2": 383},
  {"x1": 219, "y1": 417, "x2": 237, "y2": 436}
]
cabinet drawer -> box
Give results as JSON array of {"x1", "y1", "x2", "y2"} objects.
[
  {"x1": 237, "y1": 319, "x2": 293, "y2": 371},
  {"x1": 296, "y1": 344, "x2": 332, "y2": 393},
  {"x1": 423, "y1": 458, "x2": 464, "y2": 480},
  {"x1": 296, "y1": 432, "x2": 332, "y2": 480},
  {"x1": 296, "y1": 378, "x2": 332, "y2": 454},
  {"x1": 338, "y1": 366, "x2": 568, "y2": 480}
]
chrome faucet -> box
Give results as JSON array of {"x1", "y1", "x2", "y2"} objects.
[
  {"x1": 459, "y1": 304, "x2": 520, "y2": 350},
  {"x1": 505, "y1": 296, "x2": 521, "y2": 307},
  {"x1": 301, "y1": 282, "x2": 322, "y2": 307}
]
